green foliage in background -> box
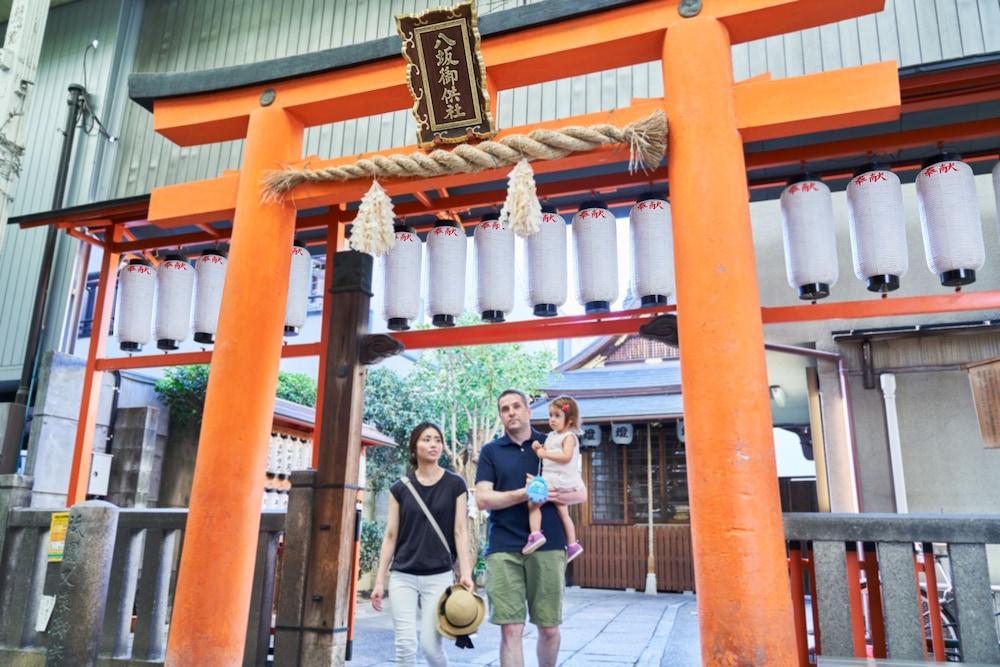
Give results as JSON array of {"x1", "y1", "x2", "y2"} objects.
[
  {"x1": 155, "y1": 365, "x2": 318, "y2": 426},
  {"x1": 360, "y1": 518, "x2": 386, "y2": 575}
]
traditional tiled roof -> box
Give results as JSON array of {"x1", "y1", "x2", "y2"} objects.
[
  {"x1": 541, "y1": 361, "x2": 681, "y2": 394},
  {"x1": 531, "y1": 393, "x2": 683, "y2": 423}
]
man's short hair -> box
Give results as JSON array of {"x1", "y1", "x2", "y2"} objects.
[{"x1": 497, "y1": 388, "x2": 529, "y2": 411}]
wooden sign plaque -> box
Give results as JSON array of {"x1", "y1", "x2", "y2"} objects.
[
  {"x1": 396, "y1": 1, "x2": 495, "y2": 148},
  {"x1": 968, "y1": 355, "x2": 1000, "y2": 448}
]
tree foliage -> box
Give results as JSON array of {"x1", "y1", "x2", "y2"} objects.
[{"x1": 155, "y1": 365, "x2": 318, "y2": 427}]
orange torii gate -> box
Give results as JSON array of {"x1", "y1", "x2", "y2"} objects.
[{"x1": 61, "y1": 1, "x2": 910, "y2": 664}]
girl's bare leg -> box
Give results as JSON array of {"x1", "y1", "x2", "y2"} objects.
[
  {"x1": 555, "y1": 503, "x2": 576, "y2": 544},
  {"x1": 529, "y1": 502, "x2": 542, "y2": 534}
]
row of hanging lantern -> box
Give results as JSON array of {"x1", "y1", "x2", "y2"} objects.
[
  {"x1": 382, "y1": 193, "x2": 676, "y2": 329},
  {"x1": 782, "y1": 154, "x2": 991, "y2": 301},
  {"x1": 116, "y1": 241, "x2": 314, "y2": 352}
]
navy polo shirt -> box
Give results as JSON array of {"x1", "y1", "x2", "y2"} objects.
[{"x1": 476, "y1": 429, "x2": 567, "y2": 555}]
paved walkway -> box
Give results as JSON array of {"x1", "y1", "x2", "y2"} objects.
[{"x1": 349, "y1": 587, "x2": 702, "y2": 666}]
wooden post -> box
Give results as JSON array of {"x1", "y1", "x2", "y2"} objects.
[
  {"x1": 165, "y1": 105, "x2": 304, "y2": 666},
  {"x1": 663, "y1": 15, "x2": 798, "y2": 665},
  {"x1": 66, "y1": 226, "x2": 121, "y2": 505},
  {"x1": 300, "y1": 250, "x2": 372, "y2": 664},
  {"x1": 644, "y1": 423, "x2": 656, "y2": 594}
]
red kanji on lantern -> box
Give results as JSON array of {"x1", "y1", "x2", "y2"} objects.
[
  {"x1": 592, "y1": 209, "x2": 608, "y2": 218},
  {"x1": 542, "y1": 213, "x2": 557, "y2": 223},
  {"x1": 788, "y1": 184, "x2": 800, "y2": 194},
  {"x1": 923, "y1": 166, "x2": 937, "y2": 177},
  {"x1": 293, "y1": 247, "x2": 307, "y2": 256},
  {"x1": 398, "y1": 233, "x2": 413, "y2": 242},
  {"x1": 800, "y1": 182, "x2": 818, "y2": 192},
  {"x1": 939, "y1": 162, "x2": 958, "y2": 173},
  {"x1": 854, "y1": 175, "x2": 867, "y2": 186},
  {"x1": 868, "y1": 172, "x2": 887, "y2": 183},
  {"x1": 637, "y1": 202, "x2": 647, "y2": 210},
  {"x1": 648, "y1": 201, "x2": 664, "y2": 209},
  {"x1": 579, "y1": 210, "x2": 590, "y2": 219}
]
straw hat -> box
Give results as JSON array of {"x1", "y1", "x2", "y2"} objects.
[{"x1": 437, "y1": 585, "x2": 486, "y2": 641}]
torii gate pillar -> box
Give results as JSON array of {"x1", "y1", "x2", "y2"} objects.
[
  {"x1": 664, "y1": 15, "x2": 798, "y2": 665},
  {"x1": 165, "y1": 106, "x2": 304, "y2": 665}
]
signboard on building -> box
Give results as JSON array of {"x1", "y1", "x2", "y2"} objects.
[
  {"x1": 396, "y1": 1, "x2": 495, "y2": 148},
  {"x1": 968, "y1": 356, "x2": 1000, "y2": 448}
]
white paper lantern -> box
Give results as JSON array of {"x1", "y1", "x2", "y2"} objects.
[
  {"x1": 579, "y1": 424, "x2": 602, "y2": 448},
  {"x1": 154, "y1": 253, "x2": 194, "y2": 350},
  {"x1": 475, "y1": 209, "x2": 515, "y2": 322},
  {"x1": 993, "y1": 160, "x2": 1000, "y2": 235},
  {"x1": 780, "y1": 176, "x2": 839, "y2": 300},
  {"x1": 427, "y1": 218, "x2": 467, "y2": 327},
  {"x1": 916, "y1": 154, "x2": 984, "y2": 286},
  {"x1": 629, "y1": 192, "x2": 674, "y2": 307},
  {"x1": 193, "y1": 247, "x2": 228, "y2": 344},
  {"x1": 383, "y1": 224, "x2": 422, "y2": 331},
  {"x1": 284, "y1": 239, "x2": 312, "y2": 336},
  {"x1": 611, "y1": 423, "x2": 634, "y2": 445},
  {"x1": 846, "y1": 167, "x2": 908, "y2": 293},
  {"x1": 117, "y1": 258, "x2": 156, "y2": 352},
  {"x1": 573, "y1": 200, "x2": 618, "y2": 313},
  {"x1": 526, "y1": 205, "x2": 568, "y2": 317}
]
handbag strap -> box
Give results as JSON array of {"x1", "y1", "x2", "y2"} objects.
[{"x1": 400, "y1": 476, "x2": 452, "y2": 558}]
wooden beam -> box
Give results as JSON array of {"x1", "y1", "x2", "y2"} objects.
[
  {"x1": 735, "y1": 61, "x2": 900, "y2": 142},
  {"x1": 150, "y1": 0, "x2": 884, "y2": 146}
]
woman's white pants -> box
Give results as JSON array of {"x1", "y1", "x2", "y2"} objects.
[{"x1": 388, "y1": 570, "x2": 453, "y2": 666}]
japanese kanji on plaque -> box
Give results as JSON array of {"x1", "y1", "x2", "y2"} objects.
[{"x1": 396, "y1": 1, "x2": 495, "y2": 147}]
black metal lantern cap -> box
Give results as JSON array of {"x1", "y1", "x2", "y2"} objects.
[
  {"x1": 127, "y1": 257, "x2": 151, "y2": 266},
  {"x1": 852, "y1": 162, "x2": 887, "y2": 177},
  {"x1": 432, "y1": 218, "x2": 461, "y2": 229},
  {"x1": 641, "y1": 294, "x2": 668, "y2": 307},
  {"x1": 787, "y1": 173, "x2": 820, "y2": 186},
  {"x1": 540, "y1": 203, "x2": 558, "y2": 214},
  {"x1": 432, "y1": 314, "x2": 456, "y2": 327},
  {"x1": 393, "y1": 223, "x2": 417, "y2": 234},
  {"x1": 481, "y1": 309, "x2": 505, "y2": 323},
  {"x1": 193, "y1": 331, "x2": 215, "y2": 344},
  {"x1": 292, "y1": 237, "x2": 307, "y2": 249},
  {"x1": 161, "y1": 252, "x2": 187, "y2": 263},
  {"x1": 157, "y1": 339, "x2": 180, "y2": 351},
  {"x1": 866, "y1": 274, "x2": 899, "y2": 293},
  {"x1": 479, "y1": 208, "x2": 501, "y2": 222},
  {"x1": 533, "y1": 303, "x2": 558, "y2": 317},
  {"x1": 585, "y1": 300, "x2": 610, "y2": 314},
  {"x1": 120, "y1": 341, "x2": 141, "y2": 352},
  {"x1": 798, "y1": 283, "x2": 830, "y2": 300},
  {"x1": 387, "y1": 317, "x2": 410, "y2": 331},
  {"x1": 922, "y1": 152, "x2": 962, "y2": 169},
  {"x1": 940, "y1": 268, "x2": 975, "y2": 287},
  {"x1": 284, "y1": 325, "x2": 300, "y2": 336},
  {"x1": 202, "y1": 246, "x2": 228, "y2": 258},
  {"x1": 635, "y1": 191, "x2": 667, "y2": 204},
  {"x1": 579, "y1": 199, "x2": 608, "y2": 212}
]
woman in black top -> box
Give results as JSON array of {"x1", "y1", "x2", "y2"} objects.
[{"x1": 371, "y1": 422, "x2": 473, "y2": 667}]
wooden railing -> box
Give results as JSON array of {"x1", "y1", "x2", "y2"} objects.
[
  {"x1": 784, "y1": 513, "x2": 1000, "y2": 665},
  {"x1": 0, "y1": 507, "x2": 284, "y2": 666}
]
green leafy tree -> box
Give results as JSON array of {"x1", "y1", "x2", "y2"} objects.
[
  {"x1": 155, "y1": 365, "x2": 319, "y2": 427},
  {"x1": 362, "y1": 366, "x2": 429, "y2": 493}
]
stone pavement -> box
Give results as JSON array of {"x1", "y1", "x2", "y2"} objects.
[{"x1": 348, "y1": 587, "x2": 703, "y2": 666}]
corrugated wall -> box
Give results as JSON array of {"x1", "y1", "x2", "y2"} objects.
[
  {"x1": 0, "y1": 0, "x2": 126, "y2": 382},
  {"x1": 107, "y1": 0, "x2": 1000, "y2": 200}
]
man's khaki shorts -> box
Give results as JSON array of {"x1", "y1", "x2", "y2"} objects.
[{"x1": 485, "y1": 549, "x2": 566, "y2": 627}]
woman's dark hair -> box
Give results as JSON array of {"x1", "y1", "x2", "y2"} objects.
[{"x1": 408, "y1": 421, "x2": 445, "y2": 468}]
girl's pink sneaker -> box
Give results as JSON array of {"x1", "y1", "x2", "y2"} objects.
[
  {"x1": 522, "y1": 532, "x2": 547, "y2": 554},
  {"x1": 566, "y1": 542, "x2": 583, "y2": 563}
]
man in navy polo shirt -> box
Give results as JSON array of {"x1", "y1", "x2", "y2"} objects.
[{"x1": 476, "y1": 389, "x2": 566, "y2": 667}]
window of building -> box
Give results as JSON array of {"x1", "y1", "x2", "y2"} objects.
[{"x1": 587, "y1": 422, "x2": 689, "y2": 525}]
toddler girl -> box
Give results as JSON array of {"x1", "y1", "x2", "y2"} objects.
[{"x1": 522, "y1": 395, "x2": 587, "y2": 562}]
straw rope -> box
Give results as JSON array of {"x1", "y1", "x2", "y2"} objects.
[{"x1": 262, "y1": 109, "x2": 666, "y2": 201}]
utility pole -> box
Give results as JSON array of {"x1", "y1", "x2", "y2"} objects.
[{"x1": 0, "y1": 0, "x2": 49, "y2": 252}]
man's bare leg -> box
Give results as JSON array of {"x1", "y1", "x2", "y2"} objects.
[
  {"x1": 500, "y1": 623, "x2": 525, "y2": 667},
  {"x1": 537, "y1": 625, "x2": 561, "y2": 667}
]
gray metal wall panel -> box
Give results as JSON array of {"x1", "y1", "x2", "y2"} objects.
[{"x1": 0, "y1": 0, "x2": 125, "y2": 382}]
